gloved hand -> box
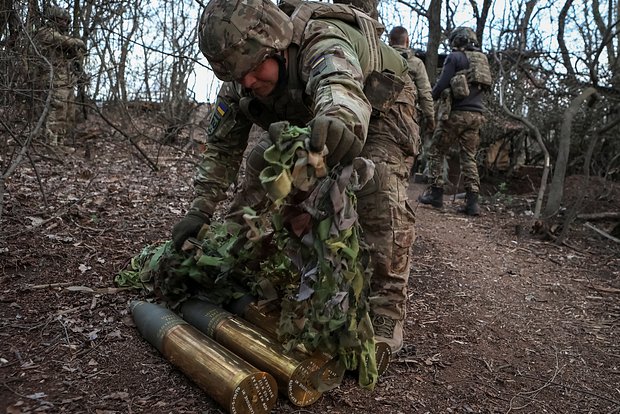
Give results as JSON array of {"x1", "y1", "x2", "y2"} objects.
[
  {"x1": 308, "y1": 116, "x2": 363, "y2": 166},
  {"x1": 171, "y1": 211, "x2": 210, "y2": 251}
]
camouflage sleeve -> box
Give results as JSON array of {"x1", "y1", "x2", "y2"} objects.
[
  {"x1": 298, "y1": 19, "x2": 371, "y2": 143},
  {"x1": 410, "y1": 57, "x2": 434, "y2": 120},
  {"x1": 190, "y1": 82, "x2": 253, "y2": 216},
  {"x1": 37, "y1": 28, "x2": 85, "y2": 55}
]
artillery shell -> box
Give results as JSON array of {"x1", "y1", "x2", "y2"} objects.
[
  {"x1": 131, "y1": 301, "x2": 277, "y2": 414},
  {"x1": 180, "y1": 299, "x2": 324, "y2": 406}
]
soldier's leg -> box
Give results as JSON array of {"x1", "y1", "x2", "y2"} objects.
[
  {"x1": 357, "y1": 81, "x2": 419, "y2": 352},
  {"x1": 46, "y1": 111, "x2": 62, "y2": 146},
  {"x1": 45, "y1": 95, "x2": 62, "y2": 146},
  {"x1": 457, "y1": 112, "x2": 485, "y2": 193},
  {"x1": 457, "y1": 112, "x2": 485, "y2": 215},
  {"x1": 66, "y1": 90, "x2": 77, "y2": 143},
  {"x1": 426, "y1": 117, "x2": 458, "y2": 189},
  {"x1": 46, "y1": 87, "x2": 71, "y2": 145},
  {"x1": 419, "y1": 118, "x2": 457, "y2": 207},
  {"x1": 425, "y1": 124, "x2": 445, "y2": 187},
  {"x1": 357, "y1": 153, "x2": 415, "y2": 353}
]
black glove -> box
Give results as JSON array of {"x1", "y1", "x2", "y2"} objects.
[
  {"x1": 171, "y1": 211, "x2": 210, "y2": 251},
  {"x1": 308, "y1": 116, "x2": 363, "y2": 166}
]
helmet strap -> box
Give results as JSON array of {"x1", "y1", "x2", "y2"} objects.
[{"x1": 274, "y1": 51, "x2": 288, "y2": 89}]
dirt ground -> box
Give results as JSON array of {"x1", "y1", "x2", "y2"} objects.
[{"x1": 1, "y1": 122, "x2": 619, "y2": 414}]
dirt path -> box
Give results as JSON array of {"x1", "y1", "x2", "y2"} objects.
[
  {"x1": 283, "y1": 185, "x2": 619, "y2": 414},
  {"x1": 1, "y1": 139, "x2": 619, "y2": 413}
]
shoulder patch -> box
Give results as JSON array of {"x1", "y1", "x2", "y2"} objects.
[
  {"x1": 310, "y1": 54, "x2": 328, "y2": 77},
  {"x1": 207, "y1": 99, "x2": 230, "y2": 136}
]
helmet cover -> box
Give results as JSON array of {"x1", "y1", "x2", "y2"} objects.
[{"x1": 198, "y1": 0, "x2": 294, "y2": 81}]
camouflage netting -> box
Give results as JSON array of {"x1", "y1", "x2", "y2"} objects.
[{"x1": 116, "y1": 122, "x2": 379, "y2": 389}]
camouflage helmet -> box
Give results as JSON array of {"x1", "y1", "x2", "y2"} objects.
[
  {"x1": 449, "y1": 26, "x2": 478, "y2": 47},
  {"x1": 45, "y1": 6, "x2": 70, "y2": 22},
  {"x1": 198, "y1": 0, "x2": 294, "y2": 82}
]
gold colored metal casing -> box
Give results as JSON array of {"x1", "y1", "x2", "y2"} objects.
[
  {"x1": 131, "y1": 301, "x2": 277, "y2": 414},
  {"x1": 181, "y1": 300, "x2": 323, "y2": 406},
  {"x1": 241, "y1": 302, "x2": 280, "y2": 336},
  {"x1": 163, "y1": 324, "x2": 277, "y2": 413},
  {"x1": 242, "y1": 301, "x2": 391, "y2": 377},
  {"x1": 374, "y1": 341, "x2": 392, "y2": 376}
]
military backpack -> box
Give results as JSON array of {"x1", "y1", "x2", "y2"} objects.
[{"x1": 450, "y1": 50, "x2": 492, "y2": 100}]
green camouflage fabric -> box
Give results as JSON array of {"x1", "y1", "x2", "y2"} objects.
[
  {"x1": 391, "y1": 45, "x2": 434, "y2": 121},
  {"x1": 198, "y1": 0, "x2": 293, "y2": 81},
  {"x1": 427, "y1": 111, "x2": 486, "y2": 193},
  {"x1": 119, "y1": 123, "x2": 380, "y2": 389},
  {"x1": 192, "y1": 1, "x2": 418, "y2": 345},
  {"x1": 33, "y1": 18, "x2": 85, "y2": 145}
]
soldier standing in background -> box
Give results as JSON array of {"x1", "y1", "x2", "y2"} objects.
[
  {"x1": 172, "y1": 0, "x2": 419, "y2": 352},
  {"x1": 419, "y1": 27, "x2": 492, "y2": 216},
  {"x1": 34, "y1": 6, "x2": 86, "y2": 146},
  {"x1": 388, "y1": 26, "x2": 435, "y2": 135}
]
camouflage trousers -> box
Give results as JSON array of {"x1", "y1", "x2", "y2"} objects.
[
  {"x1": 45, "y1": 86, "x2": 74, "y2": 145},
  {"x1": 357, "y1": 144, "x2": 416, "y2": 321},
  {"x1": 427, "y1": 110, "x2": 486, "y2": 193},
  {"x1": 358, "y1": 83, "x2": 419, "y2": 321}
]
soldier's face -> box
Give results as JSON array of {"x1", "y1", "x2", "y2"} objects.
[
  {"x1": 57, "y1": 17, "x2": 69, "y2": 31},
  {"x1": 240, "y1": 58, "x2": 280, "y2": 97}
]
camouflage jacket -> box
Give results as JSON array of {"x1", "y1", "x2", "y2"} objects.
[
  {"x1": 34, "y1": 26, "x2": 85, "y2": 86},
  {"x1": 190, "y1": 13, "x2": 412, "y2": 216},
  {"x1": 391, "y1": 45, "x2": 434, "y2": 121}
]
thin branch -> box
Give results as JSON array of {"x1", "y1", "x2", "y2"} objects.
[
  {"x1": 92, "y1": 106, "x2": 159, "y2": 172},
  {"x1": 584, "y1": 222, "x2": 620, "y2": 244}
]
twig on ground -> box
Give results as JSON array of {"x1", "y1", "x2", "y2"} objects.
[
  {"x1": 26, "y1": 282, "x2": 79, "y2": 289},
  {"x1": 505, "y1": 352, "x2": 563, "y2": 413},
  {"x1": 514, "y1": 373, "x2": 620, "y2": 406},
  {"x1": 584, "y1": 222, "x2": 620, "y2": 244},
  {"x1": 577, "y1": 212, "x2": 620, "y2": 221}
]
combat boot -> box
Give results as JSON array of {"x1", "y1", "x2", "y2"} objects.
[
  {"x1": 418, "y1": 186, "x2": 444, "y2": 208},
  {"x1": 372, "y1": 314, "x2": 403, "y2": 353},
  {"x1": 458, "y1": 191, "x2": 481, "y2": 216}
]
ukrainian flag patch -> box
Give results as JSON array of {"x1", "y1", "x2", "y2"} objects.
[
  {"x1": 207, "y1": 99, "x2": 230, "y2": 135},
  {"x1": 216, "y1": 101, "x2": 227, "y2": 116}
]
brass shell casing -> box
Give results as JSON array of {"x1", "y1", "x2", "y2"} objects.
[
  {"x1": 131, "y1": 301, "x2": 277, "y2": 414},
  {"x1": 180, "y1": 299, "x2": 323, "y2": 406},
  {"x1": 231, "y1": 299, "x2": 391, "y2": 376},
  {"x1": 374, "y1": 341, "x2": 392, "y2": 376},
  {"x1": 227, "y1": 299, "x2": 346, "y2": 391}
]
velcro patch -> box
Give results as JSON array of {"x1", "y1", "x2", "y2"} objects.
[
  {"x1": 310, "y1": 54, "x2": 328, "y2": 77},
  {"x1": 207, "y1": 99, "x2": 230, "y2": 135}
]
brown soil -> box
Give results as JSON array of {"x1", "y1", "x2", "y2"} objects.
[{"x1": 1, "y1": 122, "x2": 619, "y2": 414}]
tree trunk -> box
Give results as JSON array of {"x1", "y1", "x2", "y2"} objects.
[
  {"x1": 426, "y1": 0, "x2": 442, "y2": 84},
  {"x1": 543, "y1": 87, "x2": 598, "y2": 217}
]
